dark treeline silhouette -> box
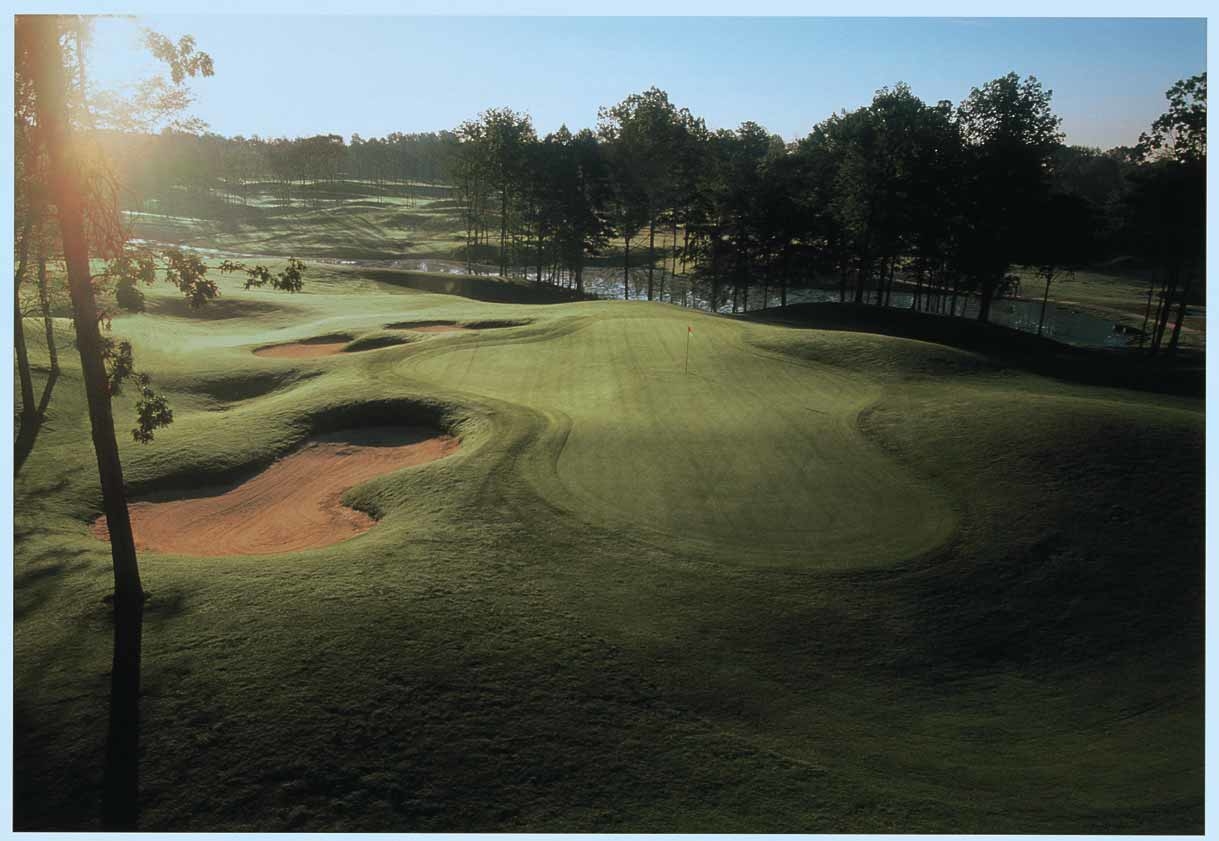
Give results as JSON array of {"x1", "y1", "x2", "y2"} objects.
[{"x1": 98, "y1": 74, "x2": 1204, "y2": 354}]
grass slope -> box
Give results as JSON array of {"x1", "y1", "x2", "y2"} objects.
[{"x1": 13, "y1": 260, "x2": 1203, "y2": 832}]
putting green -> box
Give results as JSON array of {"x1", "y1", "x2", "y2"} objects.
[{"x1": 398, "y1": 304, "x2": 956, "y2": 567}]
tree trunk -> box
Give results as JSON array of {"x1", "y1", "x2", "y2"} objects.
[
  {"x1": 28, "y1": 14, "x2": 145, "y2": 829},
  {"x1": 500, "y1": 185, "x2": 509, "y2": 278},
  {"x1": 623, "y1": 236, "x2": 631, "y2": 300},
  {"x1": 647, "y1": 216, "x2": 656, "y2": 301},
  {"x1": 14, "y1": 214, "x2": 36, "y2": 424},
  {"x1": 535, "y1": 227, "x2": 543, "y2": 285},
  {"x1": 680, "y1": 226, "x2": 690, "y2": 305},
  {"x1": 1166, "y1": 265, "x2": 1195, "y2": 356},
  {"x1": 1159, "y1": 267, "x2": 1181, "y2": 351},
  {"x1": 977, "y1": 276, "x2": 996, "y2": 323},
  {"x1": 1138, "y1": 286, "x2": 1154, "y2": 349},
  {"x1": 1037, "y1": 271, "x2": 1052, "y2": 337},
  {"x1": 670, "y1": 214, "x2": 679, "y2": 304},
  {"x1": 1151, "y1": 265, "x2": 1179, "y2": 354}
]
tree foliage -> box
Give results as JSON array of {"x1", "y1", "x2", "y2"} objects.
[
  {"x1": 54, "y1": 71, "x2": 1206, "y2": 339},
  {"x1": 1137, "y1": 73, "x2": 1206, "y2": 164}
]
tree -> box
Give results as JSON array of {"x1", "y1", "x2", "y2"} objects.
[
  {"x1": 523, "y1": 127, "x2": 612, "y2": 294},
  {"x1": 1024, "y1": 192, "x2": 1097, "y2": 336},
  {"x1": 1137, "y1": 73, "x2": 1206, "y2": 165},
  {"x1": 19, "y1": 16, "x2": 306, "y2": 828},
  {"x1": 598, "y1": 88, "x2": 694, "y2": 300},
  {"x1": 597, "y1": 134, "x2": 648, "y2": 299},
  {"x1": 684, "y1": 123, "x2": 780, "y2": 312},
  {"x1": 457, "y1": 108, "x2": 535, "y2": 278},
  {"x1": 1126, "y1": 73, "x2": 1206, "y2": 355},
  {"x1": 956, "y1": 73, "x2": 1064, "y2": 322},
  {"x1": 24, "y1": 17, "x2": 158, "y2": 826},
  {"x1": 799, "y1": 105, "x2": 885, "y2": 305}
]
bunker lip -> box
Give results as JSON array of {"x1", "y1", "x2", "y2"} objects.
[
  {"x1": 90, "y1": 426, "x2": 458, "y2": 557},
  {"x1": 253, "y1": 333, "x2": 353, "y2": 358},
  {"x1": 386, "y1": 319, "x2": 530, "y2": 333},
  {"x1": 385, "y1": 320, "x2": 471, "y2": 333}
]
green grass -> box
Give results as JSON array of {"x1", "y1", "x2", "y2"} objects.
[
  {"x1": 1010, "y1": 266, "x2": 1205, "y2": 349},
  {"x1": 13, "y1": 256, "x2": 1203, "y2": 832},
  {"x1": 129, "y1": 182, "x2": 466, "y2": 260}
]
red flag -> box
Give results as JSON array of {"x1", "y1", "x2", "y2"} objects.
[{"x1": 688, "y1": 325, "x2": 693, "y2": 334}]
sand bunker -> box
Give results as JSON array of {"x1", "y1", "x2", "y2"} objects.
[
  {"x1": 254, "y1": 334, "x2": 352, "y2": 358},
  {"x1": 92, "y1": 427, "x2": 459, "y2": 557}
]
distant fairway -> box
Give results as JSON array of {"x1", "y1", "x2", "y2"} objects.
[{"x1": 13, "y1": 260, "x2": 1203, "y2": 833}]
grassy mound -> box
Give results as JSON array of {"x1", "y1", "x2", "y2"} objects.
[
  {"x1": 164, "y1": 369, "x2": 320, "y2": 407},
  {"x1": 385, "y1": 318, "x2": 531, "y2": 332},
  {"x1": 367, "y1": 268, "x2": 590, "y2": 304},
  {"x1": 341, "y1": 333, "x2": 417, "y2": 353},
  {"x1": 753, "y1": 302, "x2": 1203, "y2": 395}
]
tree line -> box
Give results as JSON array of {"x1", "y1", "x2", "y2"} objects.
[
  {"x1": 98, "y1": 127, "x2": 458, "y2": 213},
  {"x1": 104, "y1": 74, "x2": 1204, "y2": 353}
]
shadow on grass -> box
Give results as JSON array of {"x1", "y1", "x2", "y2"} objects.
[
  {"x1": 14, "y1": 369, "x2": 59, "y2": 477},
  {"x1": 748, "y1": 302, "x2": 1204, "y2": 397}
]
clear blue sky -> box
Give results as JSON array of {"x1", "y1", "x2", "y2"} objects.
[{"x1": 86, "y1": 16, "x2": 1206, "y2": 149}]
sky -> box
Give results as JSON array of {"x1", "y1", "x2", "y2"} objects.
[{"x1": 84, "y1": 15, "x2": 1207, "y2": 149}]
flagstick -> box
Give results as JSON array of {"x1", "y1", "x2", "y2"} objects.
[{"x1": 684, "y1": 327, "x2": 691, "y2": 375}]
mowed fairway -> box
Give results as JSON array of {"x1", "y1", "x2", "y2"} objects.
[{"x1": 13, "y1": 262, "x2": 1203, "y2": 833}]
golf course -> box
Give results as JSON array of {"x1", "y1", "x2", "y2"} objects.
[
  {"x1": 12, "y1": 254, "x2": 1204, "y2": 832},
  {"x1": 12, "y1": 13, "x2": 1207, "y2": 835}
]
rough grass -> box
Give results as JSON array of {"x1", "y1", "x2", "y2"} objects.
[
  {"x1": 128, "y1": 183, "x2": 464, "y2": 261},
  {"x1": 12, "y1": 257, "x2": 1203, "y2": 832},
  {"x1": 1010, "y1": 266, "x2": 1205, "y2": 349}
]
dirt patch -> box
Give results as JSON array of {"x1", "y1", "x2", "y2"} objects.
[{"x1": 91, "y1": 427, "x2": 458, "y2": 557}]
